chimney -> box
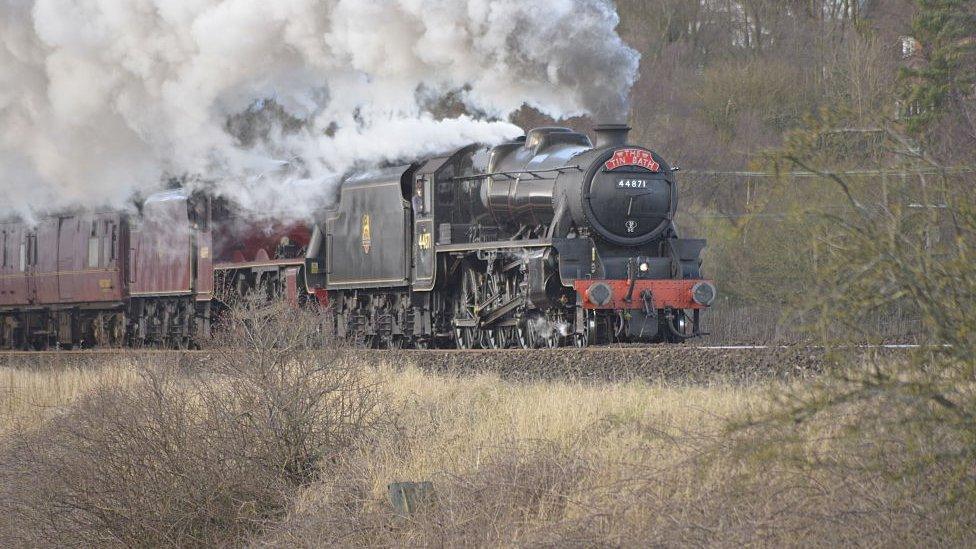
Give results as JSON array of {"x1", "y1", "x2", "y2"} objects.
[{"x1": 593, "y1": 124, "x2": 631, "y2": 149}]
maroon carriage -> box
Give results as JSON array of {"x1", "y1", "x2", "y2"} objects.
[
  {"x1": 1, "y1": 213, "x2": 128, "y2": 348},
  {"x1": 1, "y1": 190, "x2": 314, "y2": 349}
]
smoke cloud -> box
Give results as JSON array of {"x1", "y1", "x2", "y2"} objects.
[{"x1": 0, "y1": 0, "x2": 639, "y2": 221}]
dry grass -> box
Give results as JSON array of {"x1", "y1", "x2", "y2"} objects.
[
  {"x1": 0, "y1": 359, "x2": 139, "y2": 436},
  {"x1": 2, "y1": 359, "x2": 763, "y2": 482},
  {"x1": 268, "y1": 363, "x2": 974, "y2": 547},
  {"x1": 1, "y1": 356, "x2": 971, "y2": 547},
  {"x1": 368, "y1": 364, "x2": 766, "y2": 484}
]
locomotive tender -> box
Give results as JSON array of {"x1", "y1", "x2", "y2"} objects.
[{"x1": 0, "y1": 124, "x2": 715, "y2": 349}]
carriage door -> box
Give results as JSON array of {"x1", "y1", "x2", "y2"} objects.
[
  {"x1": 412, "y1": 174, "x2": 435, "y2": 291},
  {"x1": 23, "y1": 231, "x2": 38, "y2": 304},
  {"x1": 57, "y1": 217, "x2": 76, "y2": 302}
]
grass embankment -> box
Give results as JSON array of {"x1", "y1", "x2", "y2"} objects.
[{"x1": 0, "y1": 356, "x2": 971, "y2": 547}]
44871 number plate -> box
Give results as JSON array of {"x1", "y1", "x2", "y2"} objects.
[{"x1": 616, "y1": 179, "x2": 648, "y2": 189}]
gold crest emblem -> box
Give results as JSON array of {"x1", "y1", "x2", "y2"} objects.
[{"x1": 361, "y1": 213, "x2": 372, "y2": 254}]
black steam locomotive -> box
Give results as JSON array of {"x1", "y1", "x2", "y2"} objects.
[{"x1": 304, "y1": 125, "x2": 715, "y2": 348}]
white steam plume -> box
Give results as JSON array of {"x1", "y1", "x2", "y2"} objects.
[{"x1": 0, "y1": 0, "x2": 639, "y2": 221}]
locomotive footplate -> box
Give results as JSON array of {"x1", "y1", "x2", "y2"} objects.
[{"x1": 573, "y1": 279, "x2": 716, "y2": 310}]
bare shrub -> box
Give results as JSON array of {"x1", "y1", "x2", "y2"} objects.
[
  {"x1": 203, "y1": 297, "x2": 379, "y2": 486},
  {"x1": 0, "y1": 298, "x2": 386, "y2": 548},
  {"x1": 1, "y1": 369, "x2": 278, "y2": 547}
]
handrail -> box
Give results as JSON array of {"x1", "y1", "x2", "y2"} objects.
[{"x1": 451, "y1": 165, "x2": 584, "y2": 182}]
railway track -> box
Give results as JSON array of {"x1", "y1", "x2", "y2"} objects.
[
  {"x1": 0, "y1": 344, "x2": 923, "y2": 383},
  {"x1": 0, "y1": 343, "x2": 924, "y2": 357}
]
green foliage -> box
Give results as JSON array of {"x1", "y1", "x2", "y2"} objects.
[
  {"x1": 694, "y1": 108, "x2": 888, "y2": 308},
  {"x1": 900, "y1": 0, "x2": 976, "y2": 135},
  {"x1": 768, "y1": 121, "x2": 976, "y2": 508},
  {"x1": 780, "y1": 114, "x2": 974, "y2": 348},
  {"x1": 699, "y1": 199, "x2": 819, "y2": 305}
]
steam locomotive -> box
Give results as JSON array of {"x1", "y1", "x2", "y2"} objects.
[
  {"x1": 0, "y1": 125, "x2": 714, "y2": 349},
  {"x1": 307, "y1": 124, "x2": 714, "y2": 348}
]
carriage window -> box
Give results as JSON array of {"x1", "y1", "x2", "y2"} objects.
[
  {"x1": 110, "y1": 224, "x2": 118, "y2": 261},
  {"x1": 102, "y1": 221, "x2": 113, "y2": 265},
  {"x1": 192, "y1": 199, "x2": 210, "y2": 231},
  {"x1": 21, "y1": 234, "x2": 36, "y2": 270},
  {"x1": 88, "y1": 223, "x2": 100, "y2": 268}
]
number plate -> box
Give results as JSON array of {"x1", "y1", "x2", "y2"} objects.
[{"x1": 616, "y1": 179, "x2": 648, "y2": 189}]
